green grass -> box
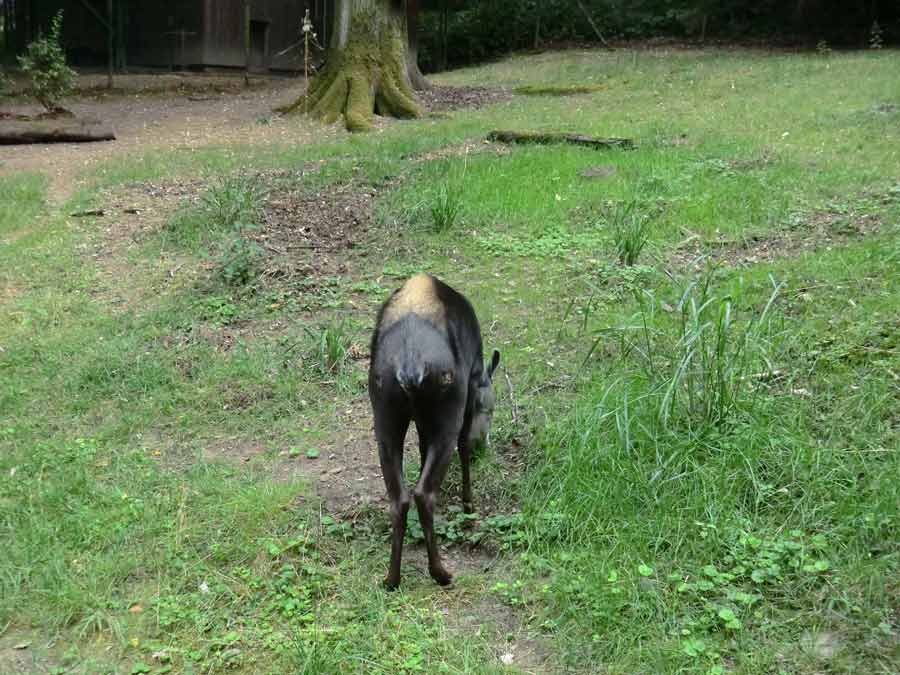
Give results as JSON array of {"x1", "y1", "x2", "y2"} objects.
[
  {"x1": 0, "y1": 172, "x2": 46, "y2": 236},
  {"x1": 2, "y1": 47, "x2": 899, "y2": 674}
]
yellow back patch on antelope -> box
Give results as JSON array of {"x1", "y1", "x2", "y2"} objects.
[{"x1": 381, "y1": 273, "x2": 446, "y2": 331}]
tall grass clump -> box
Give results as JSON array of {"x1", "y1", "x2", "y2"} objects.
[
  {"x1": 583, "y1": 271, "x2": 783, "y2": 433},
  {"x1": 304, "y1": 320, "x2": 353, "y2": 375},
  {"x1": 606, "y1": 200, "x2": 650, "y2": 266},
  {"x1": 165, "y1": 172, "x2": 268, "y2": 248},
  {"x1": 657, "y1": 273, "x2": 782, "y2": 430},
  {"x1": 430, "y1": 181, "x2": 464, "y2": 232},
  {"x1": 201, "y1": 172, "x2": 268, "y2": 230}
]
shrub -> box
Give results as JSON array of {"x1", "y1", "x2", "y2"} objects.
[{"x1": 17, "y1": 11, "x2": 77, "y2": 112}]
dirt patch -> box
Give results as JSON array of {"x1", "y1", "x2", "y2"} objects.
[
  {"x1": 1, "y1": 78, "x2": 506, "y2": 208},
  {"x1": 288, "y1": 394, "x2": 386, "y2": 514},
  {"x1": 0, "y1": 632, "x2": 60, "y2": 675},
  {"x1": 254, "y1": 179, "x2": 377, "y2": 283},
  {"x1": 417, "y1": 85, "x2": 512, "y2": 113},
  {"x1": 202, "y1": 439, "x2": 270, "y2": 465},
  {"x1": 445, "y1": 592, "x2": 554, "y2": 674},
  {"x1": 0, "y1": 73, "x2": 329, "y2": 207},
  {"x1": 579, "y1": 164, "x2": 617, "y2": 180},
  {"x1": 408, "y1": 139, "x2": 512, "y2": 164},
  {"x1": 671, "y1": 206, "x2": 884, "y2": 269}
]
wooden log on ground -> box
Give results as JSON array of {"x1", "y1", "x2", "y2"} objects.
[
  {"x1": 487, "y1": 130, "x2": 633, "y2": 150},
  {"x1": 0, "y1": 117, "x2": 116, "y2": 145}
]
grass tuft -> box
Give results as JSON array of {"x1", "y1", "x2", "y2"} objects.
[
  {"x1": 430, "y1": 180, "x2": 464, "y2": 232},
  {"x1": 606, "y1": 199, "x2": 651, "y2": 266}
]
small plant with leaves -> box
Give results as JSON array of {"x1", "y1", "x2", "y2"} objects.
[
  {"x1": 869, "y1": 21, "x2": 884, "y2": 50},
  {"x1": 17, "y1": 11, "x2": 77, "y2": 112},
  {"x1": 605, "y1": 200, "x2": 650, "y2": 266},
  {"x1": 815, "y1": 39, "x2": 832, "y2": 57}
]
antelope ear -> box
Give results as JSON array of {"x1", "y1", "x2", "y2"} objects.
[{"x1": 487, "y1": 350, "x2": 501, "y2": 380}]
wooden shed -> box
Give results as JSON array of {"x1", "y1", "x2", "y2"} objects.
[{"x1": 4, "y1": 0, "x2": 333, "y2": 71}]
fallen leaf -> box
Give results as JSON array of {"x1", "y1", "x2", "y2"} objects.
[{"x1": 129, "y1": 603, "x2": 143, "y2": 614}]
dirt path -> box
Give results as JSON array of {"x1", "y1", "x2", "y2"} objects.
[
  {"x1": 0, "y1": 75, "x2": 509, "y2": 209},
  {"x1": 0, "y1": 74, "x2": 328, "y2": 207}
]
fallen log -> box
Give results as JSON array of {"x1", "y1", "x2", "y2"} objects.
[
  {"x1": 0, "y1": 117, "x2": 115, "y2": 145},
  {"x1": 487, "y1": 130, "x2": 633, "y2": 150}
]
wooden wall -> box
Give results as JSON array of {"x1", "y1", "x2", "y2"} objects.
[{"x1": 9, "y1": 0, "x2": 333, "y2": 71}]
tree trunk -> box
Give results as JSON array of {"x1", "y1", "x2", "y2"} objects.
[
  {"x1": 286, "y1": 0, "x2": 420, "y2": 132},
  {"x1": 406, "y1": 0, "x2": 430, "y2": 91}
]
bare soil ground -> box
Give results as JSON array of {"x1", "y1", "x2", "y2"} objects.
[
  {"x1": 417, "y1": 84, "x2": 512, "y2": 112},
  {"x1": 0, "y1": 73, "x2": 325, "y2": 206},
  {"x1": 0, "y1": 631, "x2": 60, "y2": 675},
  {"x1": 0, "y1": 75, "x2": 511, "y2": 208}
]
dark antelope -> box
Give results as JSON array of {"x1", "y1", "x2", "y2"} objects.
[{"x1": 369, "y1": 273, "x2": 500, "y2": 589}]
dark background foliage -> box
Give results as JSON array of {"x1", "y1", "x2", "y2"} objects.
[{"x1": 417, "y1": 1, "x2": 900, "y2": 71}]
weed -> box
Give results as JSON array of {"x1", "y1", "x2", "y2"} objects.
[{"x1": 479, "y1": 223, "x2": 606, "y2": 258}]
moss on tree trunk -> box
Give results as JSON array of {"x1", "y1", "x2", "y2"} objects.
[{"x1": 286, "y1": 0, "x2": 421, "y2": 132}]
